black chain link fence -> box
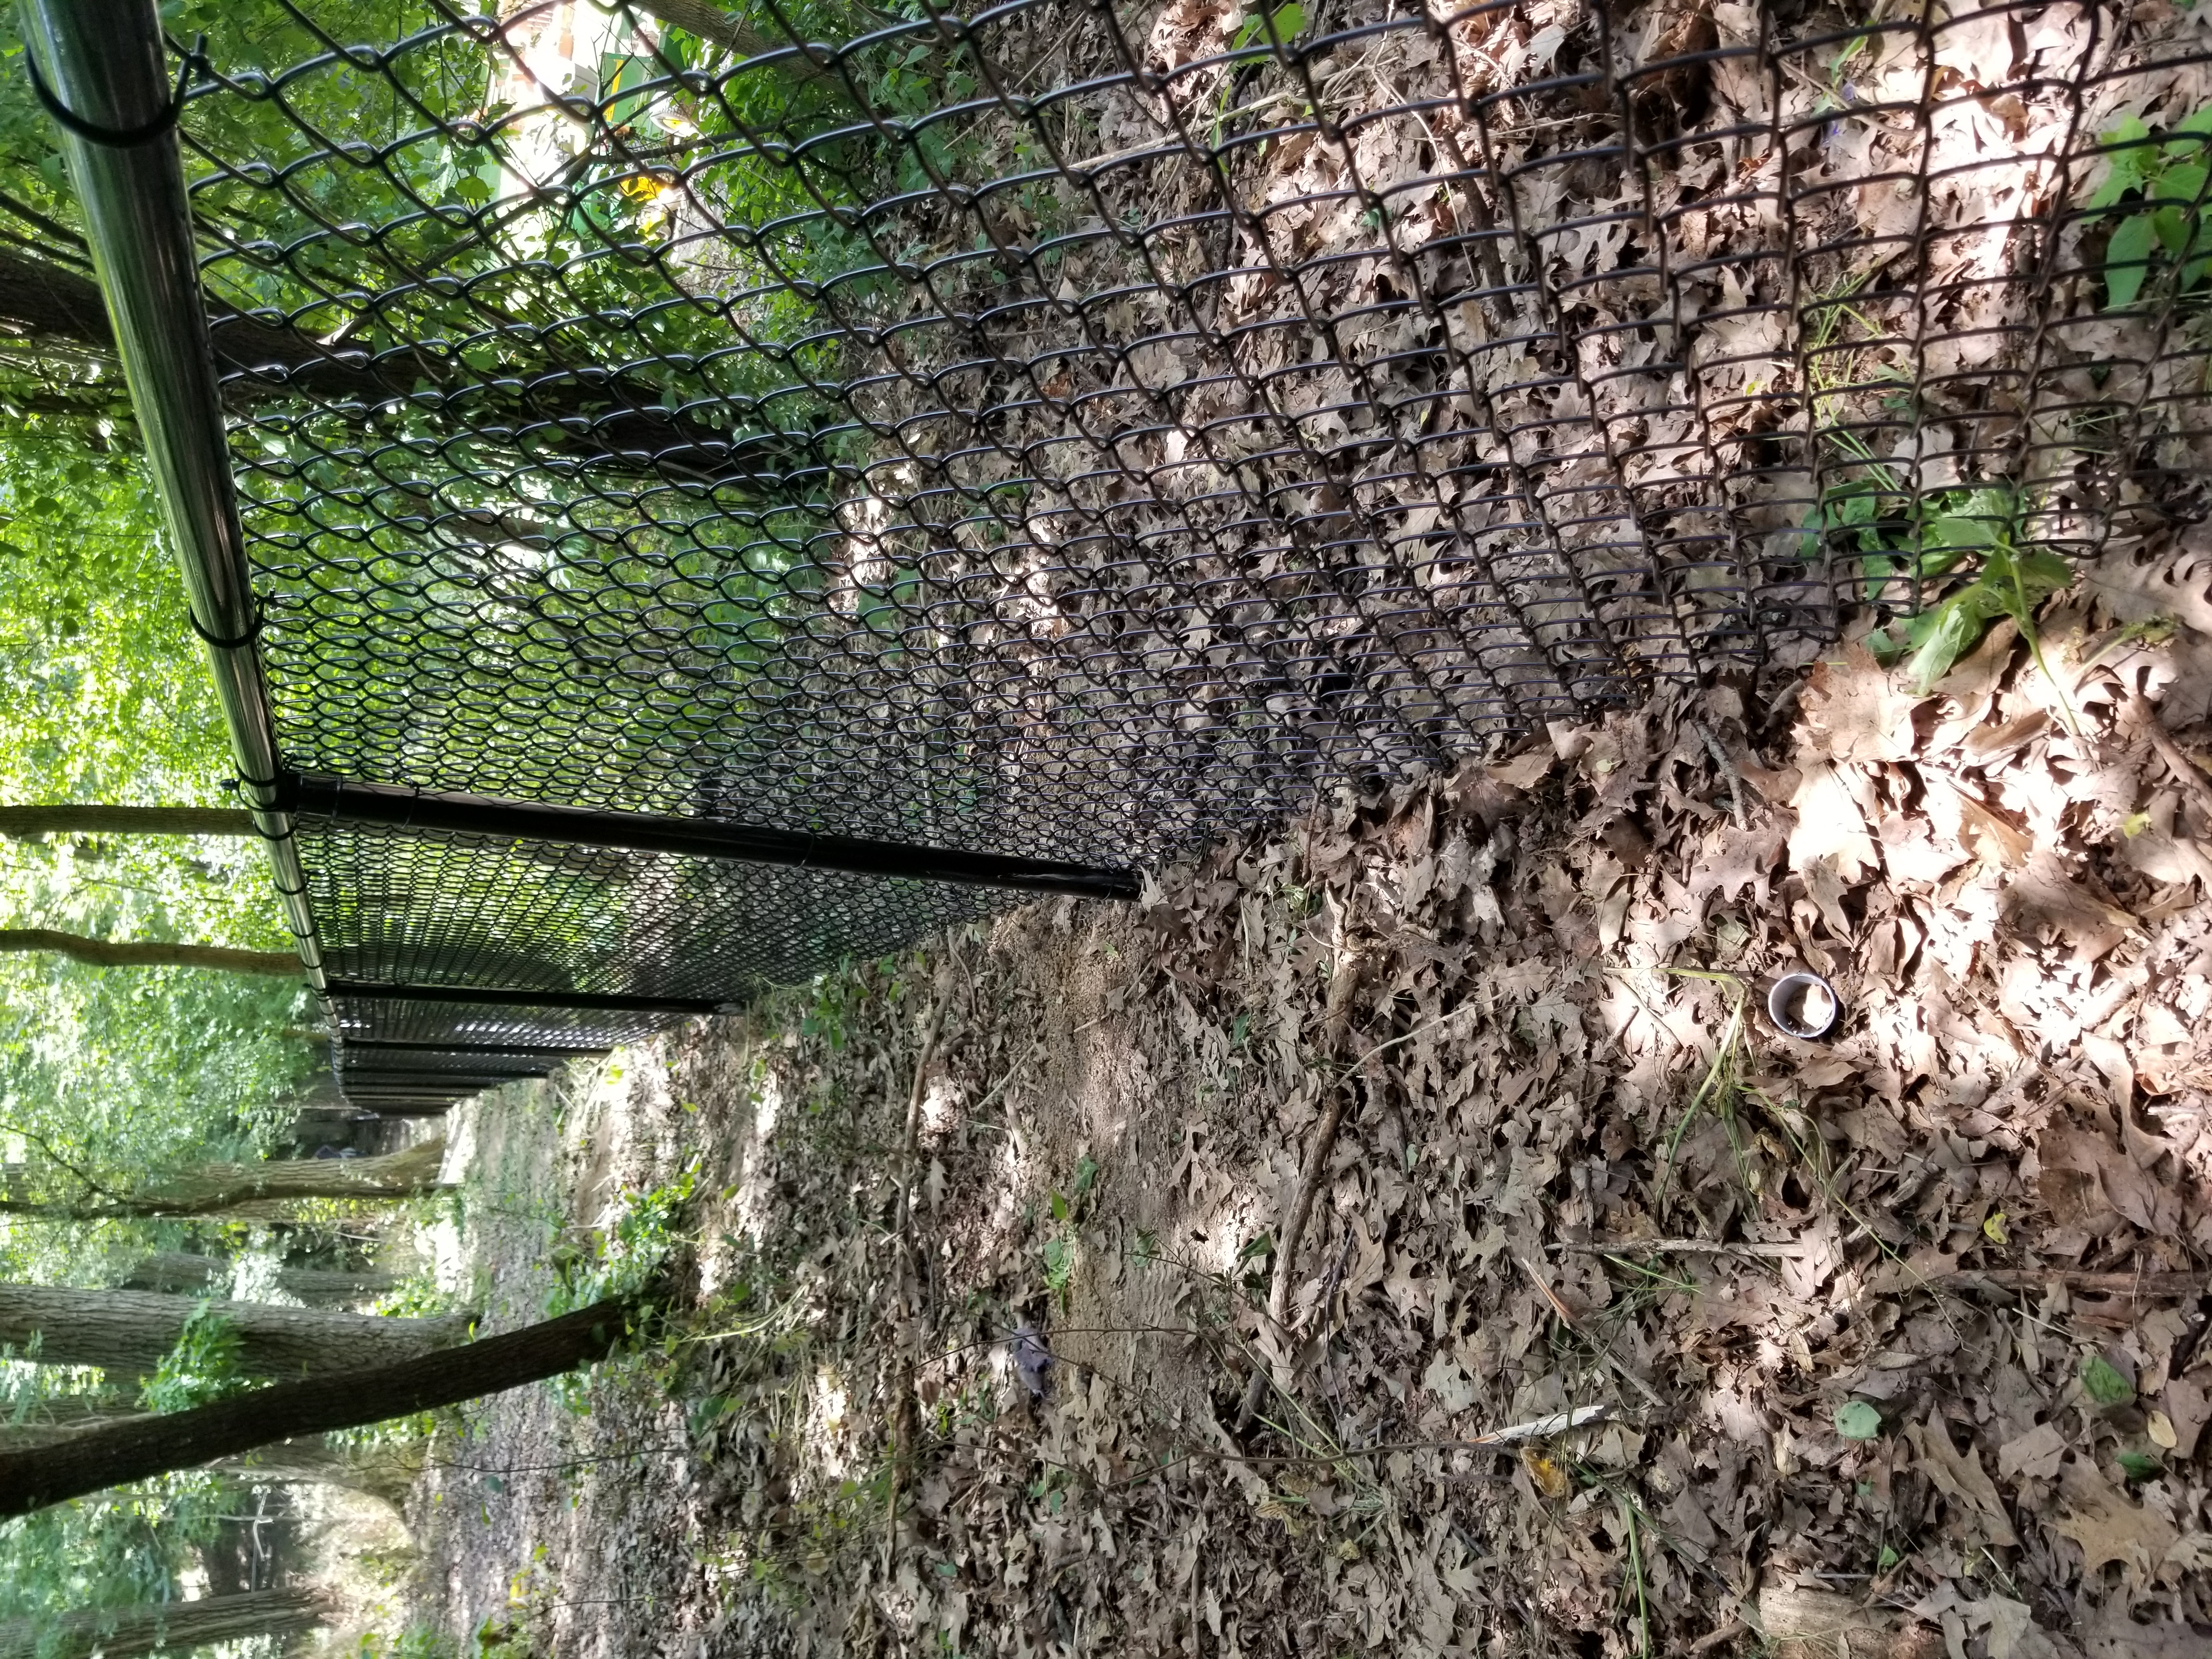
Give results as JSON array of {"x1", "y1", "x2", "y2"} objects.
[{"x1": 104, "y1": 0, "x2": 2212, "y2": 1104}]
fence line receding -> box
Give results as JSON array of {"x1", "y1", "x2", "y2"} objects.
[{"x1": 20, "y1": 0, "x2": 2211, "y2": 1108}]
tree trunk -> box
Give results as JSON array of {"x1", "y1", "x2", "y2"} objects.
[
  {"x1": 274, "y1": 1267, "x2": 406, "y2": 1305},
  {"x1": 0, "y1": 804, "x2": 253, "y2": 838},
  {"x1": 214, "y1": 1438, "x2": 419, "y2": 1507},
  {"x1": 0, "y1": 245, "x2": 803, "y2": 482},
  {"x1": 0, "y1": 1400, "x2": 142, "y2": 1451},
  {"x1": 125, "y1": 1254, "x2": 406, "y2": 1305},
  {"x1": 0, "y1": 1299, "x2": 631, "y2": 1516},
  {"x1": 0, "y1": 1284, "x2": 472, "y2": 1379},
  {"x1": 2, "y1": 1137, "x2": 447, "y2": 1221},
  {"x1": 0, "y1": 928, "x2": 296, "y2": 977},
  {"x1": 0, "y1": 1411, "x2": 414, "y2": 1504},
  {"x1": 634, "y1": 0, "x2": 841, "y2": 81},
  {"x1": 0, "y1": 1589, "x2": 322, "y2": 1659}
]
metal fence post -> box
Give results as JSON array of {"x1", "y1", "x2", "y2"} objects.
[{"x1": 18, "y1": 0, "x2": 326, "y2": 996}]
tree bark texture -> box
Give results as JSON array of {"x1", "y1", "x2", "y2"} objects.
[
  {"x1": 0, "y1": 1589, "x2": 323, "y2": 1659},
  {"x1": 0, "y1": 928, "x2": 297, "y2": 977},
  {"x1": 125, "y1": 1254, "x2": 407, "y2": 1303},
  {"x1": 0, "y1": 1283, "x2": 472, "y2": 1379},
  {"x1": 0, "y1": 1412, "x2": 413, "y2": 1502},
  {"x1": 0, "y1": 804, "x2": 253, "y2": 838},
  {"x1": 2, "y1": 1137, "x2": 447, "y2": 1220},
  {"x1": 0, "y1": 1299, "x2": 631, "y2": 1516}
]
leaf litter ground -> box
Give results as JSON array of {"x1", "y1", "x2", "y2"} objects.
[{"x1": 403, "y1": 543, "x2": 2212, "y2": 1659}]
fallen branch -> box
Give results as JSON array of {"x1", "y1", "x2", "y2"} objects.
[
  {"x1": 1465, "y1": 1403, "x2": 1612, "y2": 1445},
  {"x1": 1933, "y1": 1268, "x2": 2208, "y2": 1297},
  {"x1": 1237, "y1": 939, "x2": 1369, "y2": 1432},
  {"x1": 1562, "y1": 1237, "x2": 1809, "y2": 1261},
  {"x1": 2128, "y1": 692, "x2": 2212, "y2": 827}
]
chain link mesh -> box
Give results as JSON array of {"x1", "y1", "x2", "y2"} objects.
[{"x1": 146, "y1": 0, "x2": 2212, "y2": 1103}]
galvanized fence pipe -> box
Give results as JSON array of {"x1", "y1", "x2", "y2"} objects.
[{"x1": 17, "y1": 0, "x2": 328, "y2": 998}]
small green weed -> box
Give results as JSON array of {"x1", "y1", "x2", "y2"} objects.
[
  {"x1": 1038, "y1": 1157, "x2": 1099, "y2": 1311},
  {"x1": 550, "y1": 1156, "x2": 699, "y2": 1317},
  {"x1": 1212, "y1": 3, "x2": 1305, "y2": 143},
  {"x1": 1041, "y1": 1235, "x2": 1074, "y2": 1309},
  {"x1": 1804, "y1": 469, "x2": 2074, "y2": 701},
  {"x1": 2083, "y1": 106, "x2": 2212, "y2": 309},
  {"x1": 139, "y1": 1303, "x2": 249, "y2": 1412}
]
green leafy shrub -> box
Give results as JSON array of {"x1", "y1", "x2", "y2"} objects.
[
  {"x1": 137, "y1": 1302, "x2": 248, "y2": 1413},
  {"x1": 2083, "y1": 106, "x2": 2212, "y2": 309},
  {"x1": 1806, "y1": 472, "x2": 2073, "y2": 693}
]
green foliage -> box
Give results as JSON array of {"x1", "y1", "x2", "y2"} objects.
[
  {"x1": 1214, "y1": 4, "x2": 1306, "y2": 141},
  {"x1": 136, "y1": 1302, "x2": 249, "y2": 1413},
  {"x1": 2116, "y1": 1448, "x2": 2162, "y2": 1481},
  {"x1": 0, "y1": 193, "x2": 311, "y2": 1240},
  {"x1": 1806, "y1": 478, "x2": 2016, "y2": 593},
  {"x1": 550, "y1": 1156, "x2": 698, "y2": 1317},
  {"x1": 1234, "y1": 1229, "x2": 1275, "y2": 1298},
  {"x1": 1235, "y1": 2, "x2": 1308, "y2": 49},
  {"x1": 1875, "y1": 544, "x2": 2074, "y2": 695},
  {"x1": 1805, "y1": 469, "x2": 2075, "y2": 696},
  {"x1": 2081, "y1": 1351, "x2": 2136, "y2": 1406},
  {"x1": 2083, "y1": 106, "x2": 2212, "y2": 309},
  {"x1": 1833, "y1": 1400, "x2": 1883, "y2": 1441},
  {"x1": 1040, "y1": 1234, "x2": 1074, "y2": 1309},
  {"x1": 0, "y1": 1362, "x2": 242, "y2": 1627}
]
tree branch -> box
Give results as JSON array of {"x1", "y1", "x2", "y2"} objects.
[
  {"x1": 0, "y1": 805, "x2": 253, "y2": 839},
  {"x1": 0, "y1": 929, "x2": 298, "y2": 978},
  {"x1": 631, "y1": 0, "x2": 847, "y2": 83}
]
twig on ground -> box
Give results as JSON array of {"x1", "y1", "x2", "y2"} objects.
[
  {"x1": 1237, "y1": 936, "x2": 1369, "y2": 1433},
  {"x1": 1515, "y1": 1254, "x2": 1667, "y2": 1410},
  {"x1": 1933, "y1": 1268, "x2": 2209, "y2": 1297},
  {"x1": 1692, "y1": 719, "x2": 1749, "y2": 830},
  {"x1": 2129, "y1": 692, "x2": 2212, "y2": 827},
  {"x1": 1468, "y1": 1403, "x2": 1612, "y2": 1444},
  {"x1": 1559, "y1": 1238, "x2": 1810, "y2": 1260}
]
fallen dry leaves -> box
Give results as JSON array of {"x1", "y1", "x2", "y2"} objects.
[{"x1": 403, "y1": 545, "x2": 2212, "y2": 1658}]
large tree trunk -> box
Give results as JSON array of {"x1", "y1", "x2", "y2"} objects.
[
  {"x1": 125, "y1": 1254, "x2": 407, "y2": 1305},
  {"x1": 0, "y1": 804, "x2": 252, "y2": 838},
  {"x1": 0, "y1": 1589, "x2": 322, "y2": 1659},
  {"x1": 0, "y1": 1284, "x2": 471, "y2": 1379},
  {"x1": 2, "y1": 1137, "x2": 448, "y2": 1221},
  {"x1": 0, "y1": 928, "x2": 296, "y2": 977},
  {"x1": 0, "y1": 1299, "x2": 631, "y2": 1516}
]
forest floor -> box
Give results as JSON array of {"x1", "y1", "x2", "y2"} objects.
[{"x1": 386, "y1": 545, "x2": 2212, "y2": 1659}]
